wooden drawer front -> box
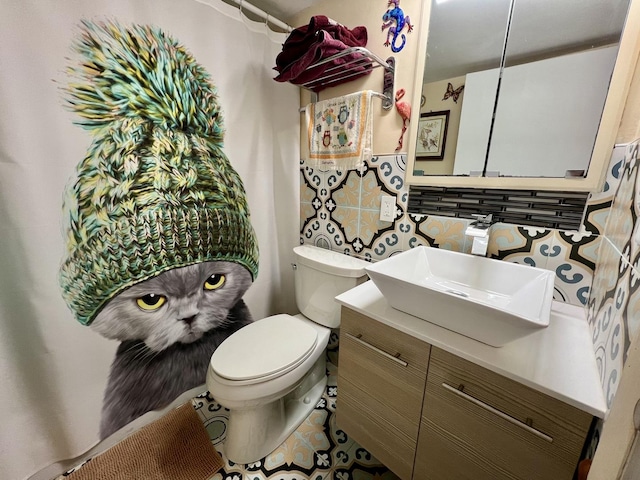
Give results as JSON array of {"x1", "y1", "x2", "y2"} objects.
[
  {"x1": 337, "y1": 308, "x2": 431, "y2": 480},
  {"x1": 415, "y1": 347, "x2": 593, "y2": 480},
  {"x1": 340, "y1": 307, "x2": 431, "y2": 373},
  {"x1": 338, "y1": 332, "x2": 427, "y2": 439},
  {"x1": 339, "y1": 308, "x2": 430, "y2": 430},
  {"x1": 337, "y1": 379, "x2": 416, "y2": 480}
]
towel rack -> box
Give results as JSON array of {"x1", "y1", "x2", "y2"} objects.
[
  {"x1": 298, "y1": 91, "x2": 390, "y2": 113},
  {"x1": 295, "y1": 47, "x2": 396, "y2": 111}
]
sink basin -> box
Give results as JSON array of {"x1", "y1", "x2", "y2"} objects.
[{"x1": 364, "y1": 246, "x2": 555, "y2": 347}]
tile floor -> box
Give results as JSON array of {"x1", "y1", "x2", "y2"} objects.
[
  {"x1": 196, "y1": 360, "x2": 400, "y2": 480},
  {"x1": 57, "y1": 356, "x2": 399, "y2": 480}
]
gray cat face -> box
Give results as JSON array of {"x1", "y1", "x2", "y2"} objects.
[{"x1": 91, "y1": 261, "x2": 252, "y2": 351}]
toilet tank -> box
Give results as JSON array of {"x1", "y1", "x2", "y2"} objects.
[{"x1": 293, "y1": 245, "x2": 369, "y2": 328}]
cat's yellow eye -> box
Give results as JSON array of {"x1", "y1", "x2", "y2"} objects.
[
  {"x1": 204, "y1": 273, "x2": 225, "y2": 291},
  {"x1": 136, "y1": 293, "x2": 167, "y2": 311}
]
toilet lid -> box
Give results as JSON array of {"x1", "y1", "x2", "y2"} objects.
[{"x1": 211, "y1": 314, "x2": 318, "y2": 381}]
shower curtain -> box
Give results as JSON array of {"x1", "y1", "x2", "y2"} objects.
[{"x1": 0, "y1": 1, "x2": 299, "y2": 478}]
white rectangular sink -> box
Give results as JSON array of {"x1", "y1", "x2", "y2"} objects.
[{"x1": 364, "y1": 246, "x2": 555, "y2": 347}]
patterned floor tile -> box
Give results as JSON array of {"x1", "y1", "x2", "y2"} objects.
[
  {"x1": 190, "y1": 393, "x2": 245, "y2": 480},
  {"x1": 189, "y1": 360, "x2": 397, "y2": 480},
  {"x1": 329, "y1": 442, "x2": 401, "y2": 480},
  {"x1": 254, "y1": 432, "x2": 321, "y2": 475}
]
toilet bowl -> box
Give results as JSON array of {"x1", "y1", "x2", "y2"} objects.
[{"x1": 206, "y1": 245, "x2": 369, "y2": 464}]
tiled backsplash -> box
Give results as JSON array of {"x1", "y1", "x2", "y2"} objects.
[
  {"x1": 407, "y1": 186, "x2": 589, "y2": 230},
  {"x1": 587, "y1": 141, "x2": 640, "y2": 408},
  {"x1": 300, "y1": 153, "x2": 604, "y2": 306},
  {"x1": 300, "y1": 140, "x2": 640, "y2": 409}
]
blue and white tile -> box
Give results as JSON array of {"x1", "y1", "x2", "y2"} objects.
[
  {"x1": 545, "y1": 230, "x2": 600, "y2": 306},
  {"x1": 588, "y1": 238, "x2": 630, "y2": 408},
  {"x1": 357, "y1": 155, "x2": 409, "y2": 261},
  {"x1": 486, "y1": 223, "x2": 553, "y2": 269},
  {"x1": 358, "y1": 210, "x2": 405, "y2": 261},
  {"x1": 626, "y1": 240, "x2": 640, "y2": 346},
  {"x1": 604, "y1": 142, "x2": 639, "y2": 255},
  {"x1": 407, "y1": 214, "x2": 470, "y2": 253},
  {"x1": 583, "y1": 144, "x2": 626, "y2": 235}
]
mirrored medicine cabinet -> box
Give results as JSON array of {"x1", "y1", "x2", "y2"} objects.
[{"x1": 405, "y1": 0, "x2": 640, "y2": 192}]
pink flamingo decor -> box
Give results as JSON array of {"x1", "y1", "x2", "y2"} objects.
[{"x1": 394, "y1": 88, "x2": 411, "y2": 152}]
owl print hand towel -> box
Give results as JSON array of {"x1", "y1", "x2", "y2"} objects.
[{"x1": 306, "y1": 90, "x2": 373, "y2": 171}]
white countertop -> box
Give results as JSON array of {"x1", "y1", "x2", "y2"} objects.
[{"x1": 335, "y1": 281, "x2": 607, "y2": 418}]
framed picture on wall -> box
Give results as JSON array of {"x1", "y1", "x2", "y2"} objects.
[{"x1": 416, "y1": 111, "x2": 449, "y2": 160}]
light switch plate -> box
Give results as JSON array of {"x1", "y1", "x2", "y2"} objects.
[{"x1": 380, "y1": 195, "x2": 396, "y2": 222}]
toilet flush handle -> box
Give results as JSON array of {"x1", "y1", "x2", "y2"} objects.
[{"x1": 291, "y1": 263, "x2": 297, "y2": 270}]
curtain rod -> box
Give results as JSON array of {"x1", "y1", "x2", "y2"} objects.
[{"x1": 227, "y1": 0, "x2": 293, "y2": 32}]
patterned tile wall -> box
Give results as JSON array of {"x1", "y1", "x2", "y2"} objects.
[
  {"x1": 587, "y1": 140, "x2": 640, "y2": 408},
  {"x1": 300, "y1": 141, "x2": 640, "y2": 410},
  {"x1": 300, "y1": 153, "x2": 612, "y2": 307}
]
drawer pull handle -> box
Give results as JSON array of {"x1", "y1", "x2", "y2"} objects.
[
  {"x1": 347, "y1": 333, "x2": 408, "y2": 367},
  {"x1": 441, "y1": 383, "x2": 553, "y2": 443}
]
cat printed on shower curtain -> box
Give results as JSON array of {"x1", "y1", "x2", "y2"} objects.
[{"x1": 58, "y1": 20, "x2": 259, "y2": 439}]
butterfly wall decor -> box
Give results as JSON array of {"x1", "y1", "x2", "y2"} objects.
[{"x1": 442, "y1": 82, "x2": 464, "y2": 103}]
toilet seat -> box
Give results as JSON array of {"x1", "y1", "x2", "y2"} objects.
[{"x1": 210, "y1": 314, "x2": 318, "y2": 384}]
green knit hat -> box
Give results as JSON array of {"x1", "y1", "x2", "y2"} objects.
[{"x1": 59, "y1": 20, "x2": 259, "y2": 326}]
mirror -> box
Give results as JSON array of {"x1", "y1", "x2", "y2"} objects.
[{"x1": 406, "y1": 0, "x2": 638, "y2": 191}]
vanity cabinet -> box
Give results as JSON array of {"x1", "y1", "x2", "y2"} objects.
[
  {"x1": 414, "y1": 348, "x2": 593, "y2": 480},
  {"x1": 336, "y1": 307, "x2": 431, "y2": 479},
  {"x1": 336, "y1": 307, "x2": 594, "y2": 480}
]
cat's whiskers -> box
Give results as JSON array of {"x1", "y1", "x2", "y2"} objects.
[
  {"x1": 129, "y1": 344, "x2": 157, "y2": 364},
  {"x1": 126, "y1": 344, "x2": 165, "y2": 372},
  {"x1": 130, "y1": 350, "x2": 150, "y2": 365},
  {"x1": 121, "y1": 342, "x2": 147, "y2": 356},
  {"x1": 136, "y1": 349, "x2": 162, "y2": 370},
  {"x1": 216, "y1": 317, "x2": 236, "y2": 329}
]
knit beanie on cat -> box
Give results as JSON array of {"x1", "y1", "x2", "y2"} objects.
[{"x1": 59, "y1": 20, "x2": 259, "y2": 326}]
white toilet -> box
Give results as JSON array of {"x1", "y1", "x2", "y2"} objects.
[{"x1": 206, "y1": 245, "x2": 369, "y2": 464}]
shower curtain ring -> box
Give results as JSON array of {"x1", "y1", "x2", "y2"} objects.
[{"x1": 265, "y1": 13, "x2": 274, "y2": 39}]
